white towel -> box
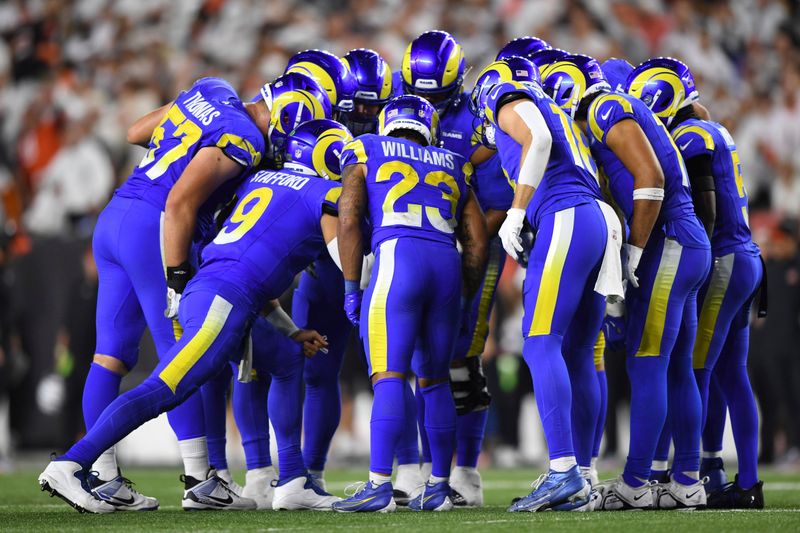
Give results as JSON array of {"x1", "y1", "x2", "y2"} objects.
[
  {"x1": 237, "y1": 330, "x2": 254, "y2": 383},
  {"x1": 594, "y1": 199, "x2": 625, "y2": 301}
]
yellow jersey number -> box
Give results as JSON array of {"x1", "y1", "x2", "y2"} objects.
[
  {"x1": 376, "y1": 161, "x2": 461, "y2": 233},
  {"x1": 213, "y1": 187, "x2": 274, "y2": 245},
  {"x1": 139, "y1": 105, "x2": 202, "y2": 180},
  {"x1": 548, "y1": 103, "x2": 597, "y2": 181}
]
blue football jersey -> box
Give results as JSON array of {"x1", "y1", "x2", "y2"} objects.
[
  {"x1": 484, "y1": 81, "x2": 602, "y2": 227},
  {"x1": 340, "y1": 134, "x2": 471, "y2": 250},
  {"x1": 587, "y1": 92, "x2": 707, "y2": 248},
  {"x1": 199, "y1": 169, "x2": 340, "y2": 308},
  {"x1": 117, "y1": 77, "x2": 265, "y2": 242},
  {"x1": 672, "y1": 119, "x2": 759, "y2": 256}
]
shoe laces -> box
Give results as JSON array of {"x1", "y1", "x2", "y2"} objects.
[
  {"x1": 344, "y1": 481, "x2": 367, "y2": 497},
  {"x1": 529, "y1": 472, "x2": 549, "y2": 492},
  {"x1": 118, "y1": 475, "x2": 143, "y2": 495}
]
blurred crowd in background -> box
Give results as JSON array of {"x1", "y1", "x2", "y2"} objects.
[{"x1": 0, "y1": 0, "x2": 799, "y2": 472}]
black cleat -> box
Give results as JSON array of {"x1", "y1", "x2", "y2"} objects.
[{"x1": 706, "y1": 475, "x2": 764, "y2": 509}]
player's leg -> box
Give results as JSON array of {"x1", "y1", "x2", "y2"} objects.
[
  {"x1": 333, "y1": 238, "x2": 422, "y2": 513},
  {"x1": 392, "y1": 376, "x2": 423, "y2": 505},
  {"x1": 509, "y1": 204, "x2": 605, "y2": 512},
  {"x1": 701, "y1": 375, "x2": 727, "y2": 486},
  {"x1": 652, "y1": 424, "x2": 672, "y2": 482},
  {"x1": 83, "y1": 199, "x2": 155, "y2": 510},
  {"x1": 201, "y1": 364, "x2": 232, "y2": 481},
  {"x1": 232, "y1": 366, "x2": 275, "y2": 509},
  {"x1": 591, "y1": 331, "x2": 607, "y2": 485},
  {"x1": 41, "y1": 289, "x2": 255, "y2": 512},
  {"x1": 449, "y1": 238, "x2": 502, "y2": 507}
]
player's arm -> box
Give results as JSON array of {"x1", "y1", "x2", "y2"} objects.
[
  {"x1": 163, "y1": 147, "x2": 243, "y2": 316},
  {"x1": 685, "y1": 154, "x2": 716, "y2": 239},
  {"x1": 262, "y1": 299, "x2": 328, "y2": 357},
  {"x1": 484, "y1": 208, "x2": 507, "y2": 237},
  {"x1": 605, "y1": 118, "x2": 664, "y2": 287},
  {"x1": 457, "y1": 189, "x2": 489, "y2": 300},
  {"x1": 126, "y1": 102, "x2": 172, "y2": 147},
  {"x1": 337, "y1": 163, "x2": 367, "y2": 284},
  {"x1": 470, "y1": 145, "x2": 496, "y2": 166},
  {"x1": 496, "y1": 98, "x2": 552, "y2": 259}
]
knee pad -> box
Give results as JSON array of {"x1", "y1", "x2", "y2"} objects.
[{"x1": 449, "y1": 356, "x2": 491, "y2": 416}]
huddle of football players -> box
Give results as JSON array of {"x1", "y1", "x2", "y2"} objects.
[{"x1": 37, "y1": 28, "x2": 765, "y2": 515}]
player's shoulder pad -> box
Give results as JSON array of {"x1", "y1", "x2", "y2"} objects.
[
  {"x1": 316, "y1": 179, "x2": 342, "y2": 216},
  {"x1": 588, "y1": 92, "x2": 636, "y2": 143},
  {"x1": 340, "y1": 135, "x2": 373, "y2": 170},
  {"x1": 671, "y1": 119, "x2": 716, "y2": 158},
  {"x1": 485, "y1": 81, "x2": 540, "y2": 126}
]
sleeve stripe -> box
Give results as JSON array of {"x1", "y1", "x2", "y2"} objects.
[
  {"x1": 325, "y1": 186, "x2": 342, "y2": 205},
  {"x1": 217, "y1": 133, "x2": 262, "y2": 167},
  {"x1": 345, "y1": 139, "x2": 368, "y2": 164},
  {"x1": 589, "y1": 94, "x2": 633, "y2": 143}
]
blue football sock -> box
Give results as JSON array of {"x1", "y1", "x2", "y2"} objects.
[
  {"x1": 716, "y1": 326, "x2": 759, "y2": 489},
  {"x1": 165, "y1": 390, "x2": 206, "y2": 442},
  {"x1": 396, "y1": 380, "x2": 420, "y2": 465},
  {"x1": 202, "y1": 365, "x2": 231, "y2": 471},
  {"x1": 65, "y1": 377, "x2": 177, "y2": 469},
  {"x1": 624, "y1": 355, "x2": 669, "y2": 486},
  {"x1": 654, "y1": 420, "x2": 672, "y2": 463},
  {"x1": 82, "y1": 363, "x2": 122, "y2": 430},
  {"x1": 268, "y1": 353, "x2": 305, "y2": 481},
  {"x1": 522, "y1": 335, "x2": 574, "y2": 461},
  {"x1": 421, "y1": 381, "x2": 456, "y2": 478},
  {"x1": 232, "y1": 366, "x2": 272, "y2": 470},
  {"x1": 668, "y1": 323, "x2": 702, "y2": 477},
  {"x1": 302, "y1": 353, "x2": 341, "y2": 472},
  {"x1": 563, "y1": 341, "x2": 600, "y2": 468},
  {"x1": 415, "y1": 379, "x2": 431, "y2": 464},
  {"x1": 592, "y1": 370, "x2": 608, "y2": 459},
  {"x1": 456, "y1": 409, "x2": 488, "y2": 468},
  {"x1": 701, "y1": 373, "x2": 726, "y2": 454},
  {"x1": 370, "y1": 377, "x2": 406, "y2": 476}
]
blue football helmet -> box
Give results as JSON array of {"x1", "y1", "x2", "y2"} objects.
[
  {"x1": 378, "y1": 95, "x2": 439, "y2": 146},
  {"x1": 262, "y1": 72, "x2": 332, "y2": 156},
  {"x1": 286, "y1": 49, "x2": 356, "y2": 118},
  {"x1": 468, "y1": 56, "x2": 540, "y2": 119},
  {"x1": 601, "y1": 58, "x2": 634, "y2": 93},
  {"x1": 401, "y1": 30, "x2": 466, "y2": 115},
  {"x1": 283, "y1": 119, "x2": 353, "y2": 180},
  {"x1": 541, "y1": 54, "x2": 610, "y2": 119},
  {"x1": 626, "y1": 57, "x2": 699, "y2": 126},
  {"x1": 341, "y1": 48, "x2": 394, "y2": 136},
  {"x1": 496, "y1": 36, "x2": 551, "y2": 61},
  {"x1": 528, "y1": 48, "x2": 569, "y2": 76}
]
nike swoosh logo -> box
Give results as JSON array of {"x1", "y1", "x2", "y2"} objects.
[
  {"x1": 633, "y1": 493, "x2": 649, "y2": 501},
  {"x1": 206, "y1": 494, "x2": 233, "y2": 505},
  {"x1": 110, "y1": 495, "x2": 136, "y2": 505},
  {"x1": 686, "y1": 490, "x2": 700, "y2": 499},
  {"x1": 680, "y1": 139, "x2": 693, "y2": 151},
  {"x1": 601, "y1": 109, "x2": 612, "y2": 120}
]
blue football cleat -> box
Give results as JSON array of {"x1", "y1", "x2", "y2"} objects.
[
  {"x1": 508, "y1": 466, "x2": 589, "y2": 512},
  {"x1": 700, "y1": 457, "x2": 727, "y2": 493},
  {"x1": 408, "y1": 480, "x2": 453, "y2": 512},
  {"x1": 332, "y1": 481, "x2": 396, "y2": 513}
]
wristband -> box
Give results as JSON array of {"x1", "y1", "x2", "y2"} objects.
[
  {"x1": 632, "y1": 188, "x2": 664, "y2": 201},
  {"x1": 344, "y1": 280, "x2": 361, "y2": 294}
]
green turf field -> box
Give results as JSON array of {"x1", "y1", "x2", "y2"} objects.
[{"x1": 1, "y1": 467, "x2": 798, "y2": 531}]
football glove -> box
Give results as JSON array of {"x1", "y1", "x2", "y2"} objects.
[
  {"x1": 623, "y1": 243, "x2": 643, "y2": 288},
  {"x1": 499, "y1": 208, "x2": 526, "y2": 264},
  {"x1": 165, "y1": 261, "x2": 191, "y2": 319},
  {"x1": 344, "y1": 280, "x2": 362, "y2": 326}
]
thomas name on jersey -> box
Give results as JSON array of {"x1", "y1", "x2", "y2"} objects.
[{"x1": 183, "y1": 91, "x2": 222, "y2": 126}]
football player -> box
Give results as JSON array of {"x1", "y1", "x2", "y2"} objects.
[
  {"x1": 401, "y1": 30, "x2": 510, "y2": 506},
  {"x1": 495, "y1": 36, "x2": 551, "y2": 61},
  {"x1": 648, "y1": 58, "x2": 765, "y2": 509},
  {"x1": 332, "y1": 95, "x2": 488, "y2": 512},
  {"x1": 470, "y1": 56, "x2": 623, "y2": 512},
  {"x1": 542, "y1": 54, "x2": 711, "y2": 509},
  {"x1": 289, "y1": 48, "x2": 393, "y2": 494},
  {"x1": 38, "y1": 120, "x2": 348, "y2": 514},
  {"x1": 76, "y1": 73, "x2": 329, "y2": 511}
]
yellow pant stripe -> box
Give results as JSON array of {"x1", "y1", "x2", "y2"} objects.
[
  {"x1": 693, "y1": 254, "x2": 734, "y2": 369},
  {"x1": 594, "y1": 330, "x2": 606, "y2": 371},
  {"x1": 636, "y1": 239, "x2": 683, "y2": 356},
  {"x1": 368, "y1": 239, "x2": 397, "y2": 374},
  {"x1": 467, "y1": 242, "x2": 503, "y2": 357},
  {"x1": 529, "y1": 208, "x2": 574, "y2": 336},
  {"x1": 158, "y1": 295, "x2": 233, "y2": 393}
]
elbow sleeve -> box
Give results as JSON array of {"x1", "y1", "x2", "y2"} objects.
[{"x1": 513, "y1": 101, "x2": 552, "y2": 188}]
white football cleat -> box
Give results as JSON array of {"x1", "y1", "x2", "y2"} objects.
[
  {"x1": 654, "y1": 476, "x2": 707, "y2": 510},
  {"x1": 593, "y1": 476, "x2": 654, "y2": 510},
  {"x1": 215, "y1": 469, "x2": 245, "y2": 497},
  {"x1": 89, "y1": 470, "x2": 159, "y2": 511},
  {"x1": 182, "y1": 469, "x2": 257, "y2": 511},
  {"x1": 272, "y1": 474, "x2": 341, "y2": 511},
  {"x1": 393, "y1": 464, "x2": 424, "y2": 506},
  {"x1": 38, "y1": 460, "x2": 116, "y2": 514},
  {"x1": 242, "y1": 467, "x2": 278, "y2": 510},
  {"x1": 449, "y1": 466, "x2": 484, "y2": 507}
]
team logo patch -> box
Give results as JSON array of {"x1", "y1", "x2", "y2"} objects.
[
  {"x1": 515, "y1": 69, "x2": 528, "y2": 77},
  {"x1": 294, "y1": 149, "x2": 302, "y2": 158},
  {"x1": 589, "y1": 70, "x2": 601, "y2": 79}
]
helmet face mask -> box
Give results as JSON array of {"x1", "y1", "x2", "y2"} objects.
[
  {"x1": 379, "y1": 94, "x2": 439, "y2": 146},
  {"x1": 469, "y1": 57, "x2": 540, "y2": 120},
  {"x1": 341, "y1": 48, "x2": 394, "y2": 136},
  {"x1": 286, "y1": 49, "x2": 356, "y2": 120},
  {"x1": 402, "y1": 30, "x2": 466, "y2": 116}
]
